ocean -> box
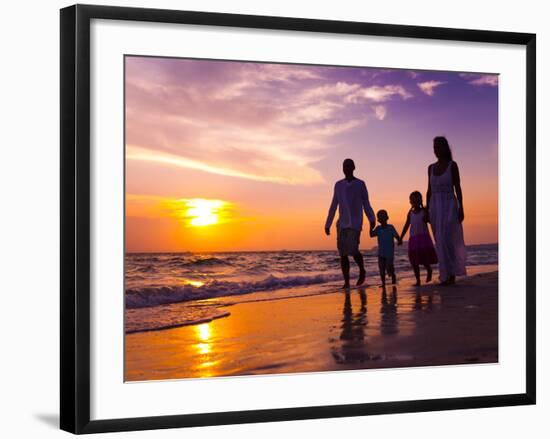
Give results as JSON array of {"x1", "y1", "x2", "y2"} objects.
[{"x1": 124, "y1": 244, "x2": 498, "y2": 334}]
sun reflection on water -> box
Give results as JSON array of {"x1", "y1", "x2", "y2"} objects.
[
  {"x1": 195, "y1": 323, "x2": 212, "y2": 355},
  {"x1": 193, "y1": 322, "x2": 219, "y2": 376},
  {"x1": 197, "y1": 323, "x2": 210, "y2": 341}
]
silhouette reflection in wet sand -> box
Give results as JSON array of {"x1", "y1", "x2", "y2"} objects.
[
  {"x1": 329, "y1": 284, "x2": 445, "y2": 367},
  {"x1": 380, "y1": 286, "x2": 398, "y2": 336},
  {"x1": 414, "y1": 290, "x2": 434, "y2": 311},
  {"x1": 331, "y1": 288, "x2": 369, "y2": 364},
  {"x1": 330, "y1": 286, "x2": 405, "y2": 364}
]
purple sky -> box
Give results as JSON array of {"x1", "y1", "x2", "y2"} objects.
[{"x1": 125, "y1": 56, "x2": 498, "y2": 252}]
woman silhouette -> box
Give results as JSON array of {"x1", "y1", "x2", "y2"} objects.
[{"x1": 426, "y1": 136, "x2": 466, "y2": 285}]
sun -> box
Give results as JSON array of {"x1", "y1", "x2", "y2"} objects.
[{"x1": 183, "y1": 198, "x2": 228, "y2": 227}]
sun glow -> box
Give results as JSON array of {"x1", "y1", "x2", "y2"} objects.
[{"x1": 181, "y1": 198, "x2": 230, "y2": 227}]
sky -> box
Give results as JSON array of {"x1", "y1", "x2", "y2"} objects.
[{"x1": 125, "y1": 56, "x2": 498, "y2": 253}]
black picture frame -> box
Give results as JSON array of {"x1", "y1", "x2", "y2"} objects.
[{"x1": 60, "y1": 4, "x2": 536, "y2": 434}]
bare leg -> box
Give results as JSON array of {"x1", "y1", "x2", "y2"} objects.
[
  {"x1": 353, "y1": 252, "x2": 366, "y2": 286},
  {"x1": 340, "y1": 256, "x2": 350, "y2": 288},
  {"x1": 424, "y1": 264, "x2": 433, "y2": 283},
  {"x1": 413, "y1": 264, "x2": 421, "y2": 286},
  {"x1": 440, "y1": 273, "x2": 456, "y2": 286},
  {"x1": 359, "y1": 288, "x2": 367, "y2": 310},
  {"x1": 388, "y1": 263, "x2": 397, "y2": 284},
  {"x1": 378, "y1": 257, "x2": 386, "y2": 287}
]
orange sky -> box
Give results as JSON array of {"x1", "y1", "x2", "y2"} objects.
[{"x1": 125, "y1": 57, "x2": 498, "y2": 253}]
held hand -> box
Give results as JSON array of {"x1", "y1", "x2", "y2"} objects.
[
  {"x1": 398, "y1": 238, "x2": 403, "y2": 246},
  {"x1": 325, "y1": 227, "x2": 330, "y2": 236},
  {"x1": 458, "y1": 207, "x2": 465, "y2": 223},
  {"x1": 369, "y1": 220, "x2": 375, "y2": 231}
]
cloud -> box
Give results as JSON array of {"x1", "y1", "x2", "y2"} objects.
[
  {"x1": 213, "y1": 64, "x2": 324, "y2": 101},
  {"x1": 127, "y1": 145, "x2": 324, "y2": 185},
  {"x1": 417, "y1": 80, "x2": 446, "y2": 96},
  {"x1": 312, "y1": 118, "x2": 367, "y2": 136},
  {"x1": 373, "y1": 105, "x2": 387, "y2": 121},
  {"x1": 251, "y1": 63, "x2": 324, "y2": 82},
  {"x1": 125, "y1": 57, "x2": 414, "y2": 186},
  {"x1": 345, "y1": 84, "x2": 412, "y2": 103},
  {"x1": 282, "y1": 101, "x2": 343, "y2": 124},
  {"x1": 459, "y1": 73, "x2": 498, "y2": 87},
  {"x1": 302, "y1": 82, "x2": 361, "y2": 100}
]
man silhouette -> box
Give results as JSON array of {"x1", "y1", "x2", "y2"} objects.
[{"x1": 325, "y1": 159, "x2": 376, "y2": 288}]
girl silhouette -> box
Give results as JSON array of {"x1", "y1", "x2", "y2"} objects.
[{"x1": 399, "y1": 191, "x2": 438, "y2": 286}]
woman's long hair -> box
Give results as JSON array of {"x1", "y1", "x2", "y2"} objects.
[{"x1": 433, "y1": 136, "x2": 453, "y2": 161}]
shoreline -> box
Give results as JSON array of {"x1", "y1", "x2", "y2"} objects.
[{"x1": 125, "y1": 265, "x2": 498, "y2": 381}]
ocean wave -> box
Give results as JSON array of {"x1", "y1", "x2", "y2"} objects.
[
  {"x1": 125, "y1": 305, "x2": 231, "y2": 334},
  {"x1": 126, "y1": 255, "x2": 162, "y2": 263},
  {"x1": 182, "y1": 256, "x2": 233, "y2": 267},
  {"x1": 125, "y1": 272, "x2": 342, "y2": 309},
  {"x1": 134, "y1": 265, "x2": 157, "y2": 273}
]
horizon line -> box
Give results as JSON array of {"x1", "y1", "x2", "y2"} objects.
[{"x1": 125, "y1": 242, "x2": 498, "y2": 254}]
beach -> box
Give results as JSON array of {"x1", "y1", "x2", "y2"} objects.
[{"x1": 125, "y1": 265, "x2": 498, "y2": 381}]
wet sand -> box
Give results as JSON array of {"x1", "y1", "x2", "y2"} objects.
[{"x1": 125, "y1": 266, "x2": 498, "y2": 381}]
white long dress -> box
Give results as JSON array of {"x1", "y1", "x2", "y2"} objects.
[{"x1": 429, "y1": 161, "x2": 467, "y2": 281}]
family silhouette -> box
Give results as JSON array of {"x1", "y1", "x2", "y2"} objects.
[{"x1": 325, "y1": 136, "x2": 466, "y2": 287}]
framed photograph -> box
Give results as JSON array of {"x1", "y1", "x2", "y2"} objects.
[{"x1": 60, "y1": 4, "x2": 536, "y2": 434}]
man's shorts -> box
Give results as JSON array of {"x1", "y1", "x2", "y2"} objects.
[{"x1": 337, "y1": 227, "x2": 361, "y2": 256}]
